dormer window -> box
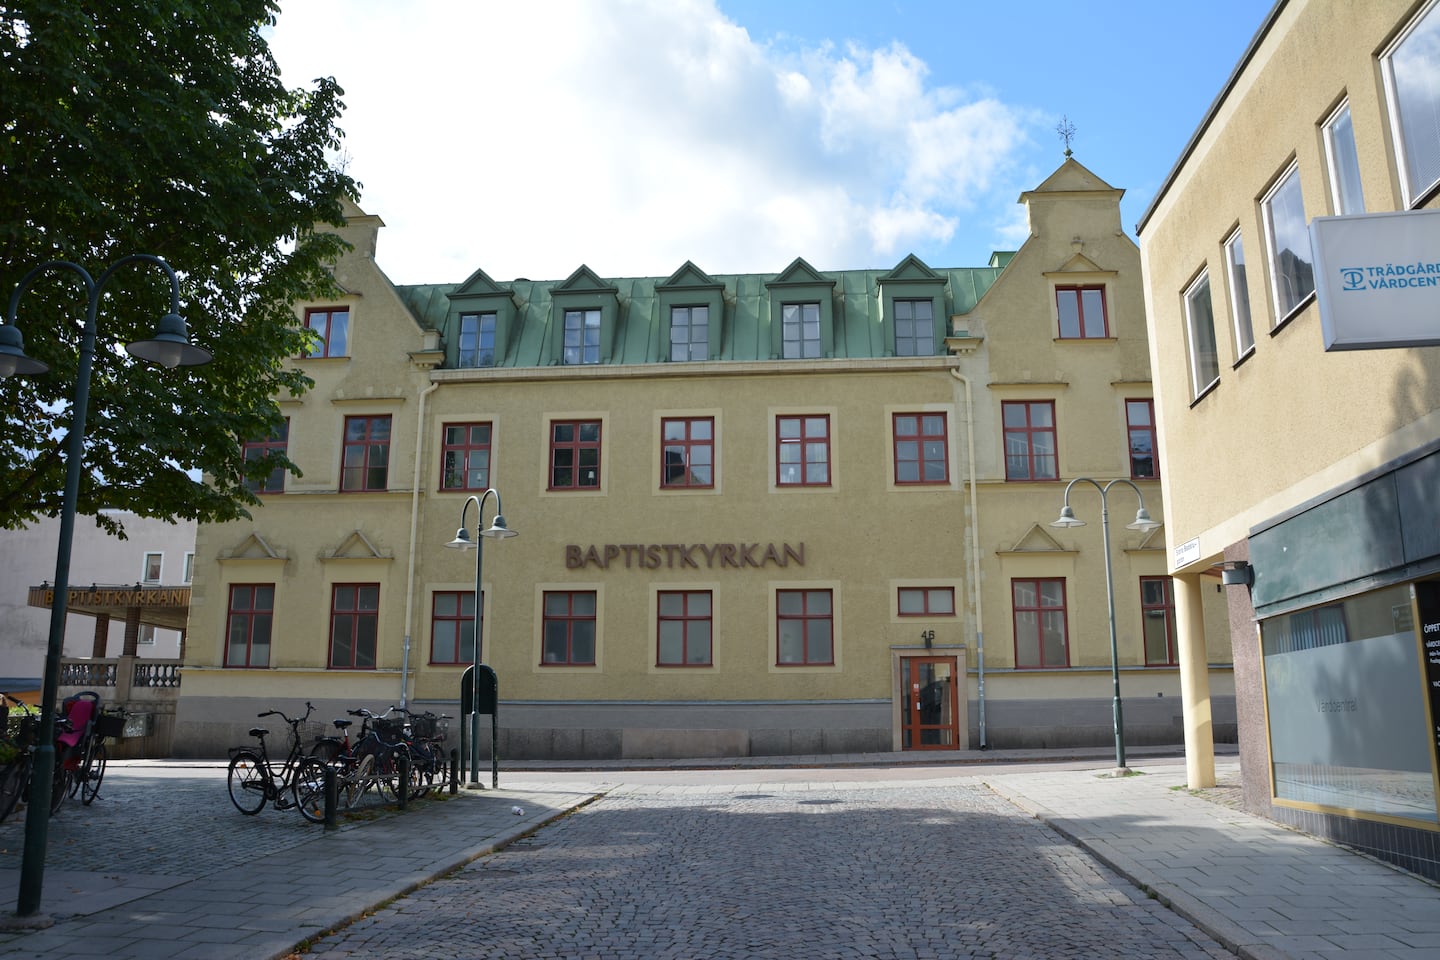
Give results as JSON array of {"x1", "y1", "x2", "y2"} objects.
[
  {"x1": 766, "y1": 258, "x2": 836, "y2": 360},
  {"x1": 670, "y1": 306, "x2": 709, "y2": 361},
  {"x1": 878, "y1": 255, "x2": 946, "y2": 357},
  {"x1": 781, "y1": 303, "x2": 822, "y2": 359},
  {"x1": 893, "y1": 299, "x2": 935, "y2": 355},
  {"x1": 459, "y1": 312, "x2": 496, "y2": 367},
  {"x1": 657, "y1": 262, "x2": 725, "y2": 362},
  {"x1": 563, "y1": 309, "x2": 602, "y2": 365}
]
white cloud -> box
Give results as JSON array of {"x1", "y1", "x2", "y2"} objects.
[{"x1": 268, "y1": 0, "x2": 1032, "y2": 284}]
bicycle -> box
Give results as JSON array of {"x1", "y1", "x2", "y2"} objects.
[
  {"x1": 395, "y1": 706, "x2": 451, "y2": 796},
  {"x1": 55, "y1": 690, "x2": 117, "y2": 807},
  {"x1": 226, "y1": 702, "x2": 330, "y2": 823},
  {"x1": 310, "y1": 709, "x2": 384, "y2": 809},
  {"x1": 0, "y1": 693, "x2": 38, "y2": 823}
]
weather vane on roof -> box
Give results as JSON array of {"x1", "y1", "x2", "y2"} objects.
[{"x1": 1057, "y1": 115, "x2": 1076, "y2": 157}]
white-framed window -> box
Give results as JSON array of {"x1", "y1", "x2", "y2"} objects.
[
  {"x1": 1382, "y1": 0, "x2": 1440, "y2": 207},
  {"x1": 1223, "y1": 229, "x2": 1255, "y2": 359},
  {"x1": 142, "y1": 552, "x2": 163, "y2": 583},
  {"x1": 137, "y1": 625, "x2": 157, "y2": 646},
  {"x1": 1261, "y1": 163, "x2": 1314, "y2": 322},
  {"x1": 1185, "y1": 270, "x2": 1220, "y2": 399},
  {"x1": 1322, "y1": 101, "x2": 1365, "y2": 215},
  {"x1": 183, "y1": 552, "x2": 195, "y2": 584}
]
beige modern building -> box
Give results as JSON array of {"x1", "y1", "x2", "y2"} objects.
[
  {"x1": 1138, "y1": 0, "x2": 1440, "y2": 880},
  {"x1": 175, "y1": 158, "x2": 1232, "y2": 761}
]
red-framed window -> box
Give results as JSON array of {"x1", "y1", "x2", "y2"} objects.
[
  {"x1": 1140, "y1": 577, "x2": 1177, "y2": 666},
  {"x1": 304, "y1": 307, "x2": 350, "y2": 358},
  {"x1": 661, "y1": 417, "x2": 714, "y2": 488},
  {"x1": 893, "y1": 412, "x2": 948, "y2": 485},
  {"x1": 1012, "y1": 578, "x2": 1068, "y2": 668},
  {"x1": 898, "y1": 587, "x2": 955, "y2": 617},
  {"x1": 776, "y1": 589, "x2": 834, "y2": 665},
  {"x1": 329, "y1": 583, "x2": 379, "y2": 669},
  {"x1": 341, "y1": 415, "x2": 391, "y2": 492},
  {"x1": 225, "y1": 584, "x2": 274, "y2": 668},
  {"x1": 431, "y1": 590, "x2": 480, "y2": 665},
  {"x1": 1126, "y1": 400, "x2": 1158, "y2": 480},
  {"x1": 441, "y1": 422, "x2": 492, "y2": 491},
  {"x1": 1055, "y1": 286, "x2": 1108, "y2": 338},
  {"x1": 550, "y1": 420, "x2": 601, "y2": 490},
  {"x1": 658, "y1": 590, "x2": 712, "y2": 666},
  {"x1": 243, "y1": 419, "x2": 289, "y2": 494},
  {"x1": 542, "y1": 591, "x2": 597, "y2": 665},
  {"x1": 1002, "y1": 401, "x2": 1057, "y2": 481},
  {"x1": 776, "y1": 415, "x2": 830, "y2": 486}
]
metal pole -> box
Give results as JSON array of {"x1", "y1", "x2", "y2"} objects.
[
  {"x1": 1098, "y1": 491, "x2": 1126, "y2": 769},
  {"x1": 469, "y1": 508, "x2": 484, "y2": 788},
  {"x1": 8, "y1": 256, "x2": 207, "y2": 918},
  {"x1": 16, "y1": 265, "x2": 100, "y2": 917}
]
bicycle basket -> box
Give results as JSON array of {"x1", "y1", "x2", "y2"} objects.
[
  {"x1": 293, "y1": 721, "x2": 328, "y2": 751},
  {"x1": 371, "y1": 716, "x2": 408, "y2": 741},
  {"x1": 410, "y1": 713, "x2": 438, "y2": 739},
  {"x1": 94, "y1": 711, "x2": 127, "y2": 740}
]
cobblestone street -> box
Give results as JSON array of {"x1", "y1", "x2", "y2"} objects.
[{"x1": 303, "y1": 783, "x2": 1233, "y2": 960}]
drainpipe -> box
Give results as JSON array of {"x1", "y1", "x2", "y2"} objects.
[
  {"x1": 401, "y1": 378, "x2": 441, "y2": 709},
  {"x1": 949, "y1": 366, "x2": 987, "y2": 748}
]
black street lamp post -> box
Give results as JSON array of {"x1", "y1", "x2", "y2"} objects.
[
  {"x1": 0, "y1": 256, "x2": 211, "y2": 919},
  {"x1": 1049, "y1": 477, "x2": 1161, "y2": 770},
  {"x1": 444, "y1": 488, "x2": 516, "y2": 788}
]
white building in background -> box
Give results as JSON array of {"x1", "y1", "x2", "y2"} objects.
[{"x1": 0, "y1": 511, "x2": 196, "y2": 687}]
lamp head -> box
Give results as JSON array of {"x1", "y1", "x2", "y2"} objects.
[
  {"x1": 1127, "y1": 506, "x2": 1161, "y2": 532},
  {"x1": 481, "y1": 514, "x2": 518, "y2": 539},
  {"x1": 0, "y1": 324, "x2": 49, "y2": 378},
  {"x1": 125, "y1": 313, "x2": 213, "y2": 369},
  {"x1": 446, "y1": 527, "x2": 476, "y2": 550},
  {"x1": 1050, "y1": 504, "x2": 1086, "y2": 528}
]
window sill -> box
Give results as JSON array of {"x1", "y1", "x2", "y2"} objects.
[{"x1": 1268, "y1": 291, "x2": 1316, "y2": 337}]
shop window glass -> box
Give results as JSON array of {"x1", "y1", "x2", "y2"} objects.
[{"x1": 1261, "y1": 584, "x2": 1436, "y2": 823}]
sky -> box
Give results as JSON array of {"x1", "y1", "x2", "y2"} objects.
[{"x1": 265, "y1": 1, "x2": 1271, "y2": 287}]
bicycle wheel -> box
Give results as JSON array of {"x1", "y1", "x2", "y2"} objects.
[
  {"x1": 227, "y1": 749, "x2": 268, "y2": 815},
  {"x1": 310, "y1": 738, "x2": 342, "y2": 762},
  {"x1": 347, "y1": 751, "x2": 376, "y2": 805},
  {"x1": 291, "y1": 757, "x2": 330, "y2": 824},
  {"x1": 50, "y1": 756, "x2": 70, "y2": 813},
  {"x1": 0, "y1": 757, "x2": 29, "y2": 824},
  {"x1": 80, "y1": 741, "x2": 107, "y2": 805}
]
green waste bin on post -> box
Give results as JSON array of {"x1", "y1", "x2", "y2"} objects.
[{"x1": 459, "y1": 664, "x2": 499, "y2": 788}]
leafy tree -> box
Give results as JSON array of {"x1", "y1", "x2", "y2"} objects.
[{"x1": 0, "y1": 0, "x2": 358, "y2": 535}]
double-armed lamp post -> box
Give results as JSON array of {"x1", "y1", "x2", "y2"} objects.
[
  {"x1": 1049, "y1": 477, "x2": 1161, "y2": 770},
  {"x1": 445, "y1": 488, "x2": 517, "y2": 788},
  {"x1": 0, "y1": 256, "x2": 212, "y2": 918}
]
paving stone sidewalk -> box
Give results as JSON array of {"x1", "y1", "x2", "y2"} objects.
[{"x1": 0, "y1": 768, "x2": 597, "y2": 959}]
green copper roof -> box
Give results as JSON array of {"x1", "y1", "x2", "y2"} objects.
[{"x1": 394, "y1": 256, "x2": 1006, "y2": 369}]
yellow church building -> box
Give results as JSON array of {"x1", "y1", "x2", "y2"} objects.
[{"x1": 174, "y1": 158, "x2": 1232, "y2": 760}]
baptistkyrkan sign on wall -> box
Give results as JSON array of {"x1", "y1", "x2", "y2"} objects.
[{"x1": 565, "y1": 542, "x2": 805, "y2": 570}]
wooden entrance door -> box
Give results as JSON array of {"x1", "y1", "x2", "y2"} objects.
[{"x1": 901, "y1": 655, "x2": 959, "y2": 750}]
